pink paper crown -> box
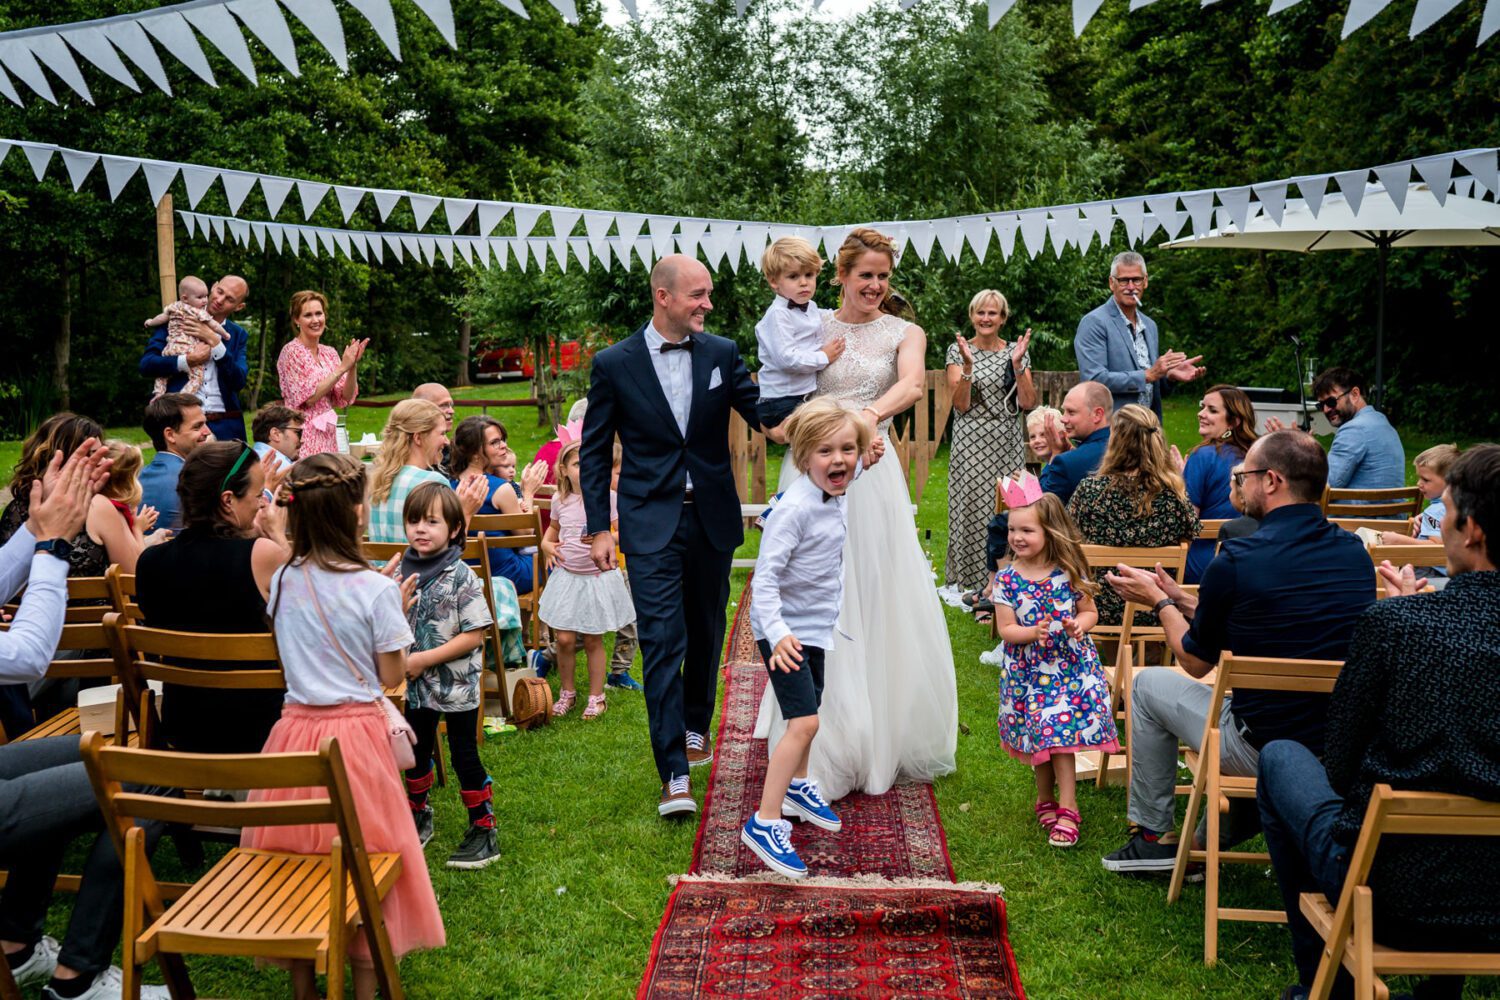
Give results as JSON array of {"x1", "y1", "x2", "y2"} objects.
[
  {"x1": 555, "y1": 419, "x2": 584, "y2": 447},
  {"x1": 998, "y1": 469, "x2": 1044, "y2": 509}
]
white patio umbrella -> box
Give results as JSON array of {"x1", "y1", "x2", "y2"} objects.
[{"x1": 1161, "y1": 183, "x2": 1500, "y2": 405}]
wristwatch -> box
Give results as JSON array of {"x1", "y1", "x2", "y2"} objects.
[{"x1": 34, "y1": 538, "x2": 74, "y2": 563}]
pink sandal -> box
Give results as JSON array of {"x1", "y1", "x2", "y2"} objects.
[
  {"x1": 552, "y1": 690, "x2": 577, "y2": 717},
  {"x1": 1034, "y1": 800, "x2": 1060, "y2": 830},
  {"x1": 583, "y1": 694, "x2": 607, "y2": 720},
  {"x1": 1048, "y1": 807, "x2": 1081, "y2": 848}
]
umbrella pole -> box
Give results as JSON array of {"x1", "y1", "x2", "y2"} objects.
[{"x1": 1375, "y1": 239, "x2": 1388, "y2": 409}]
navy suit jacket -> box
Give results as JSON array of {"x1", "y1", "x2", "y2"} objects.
[
  {"x1": 139, "y1": 317, "x2": 249, "y2": 414},
  {"x1": 1039, "y1": 427, "x2": 1110, "y2": 507},
  {"x1": 1074, "y1": 297, "x2": 1163, "y2": 417},
  {"x1": 580, "y1": 326, "x2": 760, "y2": 556}
]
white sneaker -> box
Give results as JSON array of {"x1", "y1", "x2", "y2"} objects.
[
  {"x1": 979, "y1": 643, "x2": 1004, "y2": 667},
  {"x1": 41, "y1": 966, "x2": 171, "y2": 1000},
  {"x1": 9, "y1": 935, "x2": 60, "y2": 987}
]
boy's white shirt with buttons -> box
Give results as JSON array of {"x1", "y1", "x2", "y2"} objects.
[
  {"x1": 750, "y1": 473, "x2": 849, "y2": 651},
  {"x1": 754, "y1": 296, "x2": 828, "y2": 398}
]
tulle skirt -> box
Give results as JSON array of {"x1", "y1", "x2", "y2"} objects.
[
  {"x1": 242, "y1": 702, "x2": 445, "y2": 960},
  {"x1": 538, "y1": 567, "x2": 636, "y2": 635},
  {"x1": 754, "y1": 431, "x2": 959, "y2": 800}
]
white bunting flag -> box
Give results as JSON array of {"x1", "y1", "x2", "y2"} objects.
[
  {"x1": 513, "y1": 205, "x2": 544, "y2": 240},
  {"x1": 260, "y1": 175, "x2": 295, "y2": 217},
  {"x1": 221, "y1": 171, "x2": 258, "y2": 214},
  {"x1": 1413, "y1": 155, "x2": 1454, "y2": 205},
  {"x1": 1372, "y1": 163, "x2": 1411, "y2": 213},
  {"x1": 476, "y1": 202, "x2": 507, "y2": 238},
  {"x1": 334, "y1": 185, "x2": 365, "y2": 221},
  {"x1": 1252, "y1": 182, "x2": 1288, "y2": 226},
  {"x1": 59, "y1": 150, "x2": 98, "y2": 190},
  {"x1": 1333, "y1": 169, "x2": 1369, "y2": 215},
  {"x1": 444, "y1": 198, "x2": 477, "y2": 233},
  {"x1": 21, "y1": 143, "x2": 53, "y2": 181}
]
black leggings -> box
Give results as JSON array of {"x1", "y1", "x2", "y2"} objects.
[{"x1": 405, "y1": 706, "x2": 487, "y2": 791}]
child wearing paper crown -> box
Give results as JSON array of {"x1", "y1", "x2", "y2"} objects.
[
  {"x1": 753, "y1": 237, "x2": 847, "y2": 438},
  {"x1": 537, "y1": 421, "x2": 636, "y2": 720},
  {"x1": 993, "y1": 472, "x2": 1118, "y2": 849}
]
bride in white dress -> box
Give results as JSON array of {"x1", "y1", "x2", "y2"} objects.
[{"x1": 754, "y1": 227, "x2": 958, "y2": 800}]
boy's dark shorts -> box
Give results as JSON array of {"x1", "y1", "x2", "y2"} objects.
[
  {"x1": 756, "y1": 639, "x2": 826, "y2": 719},
  {"x1": 756, "y1": 394, "x2": 807, "y2": 430}
]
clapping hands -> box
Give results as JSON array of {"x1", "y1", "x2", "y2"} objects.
[
  {"x1": 1376, "y1": 560, "x2": 1434, "y2": 599},
  {"x1": 30, "y1": 439, "x2": 110, "y2": 543},
  {"x1": 379, "y1": 553, "x2": 421, "y2": 612}
]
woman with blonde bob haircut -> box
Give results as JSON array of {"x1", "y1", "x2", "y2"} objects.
[
  {"x1": 1067, "y1": 404, "x2": 1200, "y2": 626},
  {"x1": 755, "y1": 226, "x2": 959, "y2": 802}
]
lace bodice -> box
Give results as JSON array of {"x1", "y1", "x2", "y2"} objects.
[{"x1": 817, "y1": 313, "x2": 909, "y2": 418}]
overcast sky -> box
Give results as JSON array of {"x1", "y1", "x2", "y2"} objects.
[{"x1": 600, "y1": 0, "x2": 885, "y2": 29}]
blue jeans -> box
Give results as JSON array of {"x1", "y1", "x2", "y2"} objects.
[{"x1": 1257, "y1": 741, "x2": 1463, "y2": 1000}]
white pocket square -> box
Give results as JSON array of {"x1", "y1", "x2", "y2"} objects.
[{"x1": 708, "y1": 368, "x2": 723, "y2": 390}]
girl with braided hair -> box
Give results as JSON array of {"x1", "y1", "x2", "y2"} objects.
[{"x1": 245, "y1": 453, "x2": 444, "y2": 997}]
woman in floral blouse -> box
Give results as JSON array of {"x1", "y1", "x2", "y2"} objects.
[
  {"x1": 276, "y1": 290, "x2": 368, "y2": 458},
  {"x1": 1067, "y1": 404, "x2": 1199, "y2": 626}
]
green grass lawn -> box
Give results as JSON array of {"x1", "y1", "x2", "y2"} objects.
[{"x1": 19, "y1": 386, "x2": 1499, "y2": 998}]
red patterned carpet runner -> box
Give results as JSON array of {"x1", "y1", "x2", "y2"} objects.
[{"x1": 639, "y1": 580, "x2": 1027, "y2": 999}]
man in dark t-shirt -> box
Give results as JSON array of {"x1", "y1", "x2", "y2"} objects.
[{"x1": 1098, "y1": 430, "x2": 1374, "y2": 874}]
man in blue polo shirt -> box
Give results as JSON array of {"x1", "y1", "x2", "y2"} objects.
[{"x1": 1098, "y1": 429, "x2": 1375, "y2": 873}]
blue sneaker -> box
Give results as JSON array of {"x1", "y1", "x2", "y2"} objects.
[
  {"x1": 606, "y1": 671, "x2": 644, "y2": 692},
  {"x1": 528, "y1": 649, "x2": 553, "y2": 678},
  {"x1": 740, "y1": 815, "x2": 807, "y2": 879},
  {"x1": 782, "y1": 778, "x2": 842, "y2": 832},
  {"x1": 753, "y1": 491, "x2": 785, "y2": 530}
]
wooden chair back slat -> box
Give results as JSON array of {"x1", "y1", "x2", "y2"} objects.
[
  {"x1": 1364, "y1": 544, "x2": 1448, "y2": 569},
  {"x1": 1081, "y1": 543, "x2": 1190, "y2": 573},
  {"x1": 361, "y1": 538, "x2": 487, "y2": 564},
  {"x1": 1323, "y1": 486, "x2": 1423, "y2": 519},
  {"x1": 106, "y1": 565, "x2": 143, "y2": 623},
  {"x1": 119, "y1": 623, "x2": 280, "y2": 661},
  {"x1": 110, "y1": 793, "x2": 335, "y2": 828},
  {"x1": 1331, "y1": 517, "x2": 1413, "y2": 534},
  {"x1": 133, "y1": 663, "x2": 286, "y2": 689}
]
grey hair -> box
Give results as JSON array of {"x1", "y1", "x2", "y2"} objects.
[{"x1": 1110, "y1": 251, "x2": 1148, "y2": 279}]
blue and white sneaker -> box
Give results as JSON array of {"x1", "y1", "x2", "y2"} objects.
[
  {"x1": 606, "y1": 671, "x2": 644, "y2": 692},
  {"x1": 782, "y1": 778, "x2": 842, "y2": 832},
  {"x1": 741, "y1": 815, "x2": 807, "y2": 879},
  {"x1": 528, "y1": 649, "x2": 553, "y2": 678}
]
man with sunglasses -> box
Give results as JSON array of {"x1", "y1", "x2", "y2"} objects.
[
  {"x1": 1308, "y1": 366, "x2": 1404, "y2": 492},
  {"x1": 1074, "y1": 251, "x2": 1205, "y2": 419}
]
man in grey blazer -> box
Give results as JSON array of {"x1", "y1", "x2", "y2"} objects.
[{"x1": 1074, "y1": 251, "x2": 1204, "y2": 417}]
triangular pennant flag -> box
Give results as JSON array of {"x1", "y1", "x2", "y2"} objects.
[
  {"x1": 444, "y1": 198, "x2": 477, "y2": 233},
  {"x1": 290, "y1": 0, "x2": 351, "y2": 67},
  {"x1": 249, "y1": 221, "x2": 265, "y2": 249},
  {"x1": 1144, "y1": 195, "x2": 1184, "y2": 239},
  {"x1": 550, "y1": 238, "x2": 568, "y2": 272},
  {"x1": 0, "y1": 40, "x2": 59, "y2": 104},
  {"x1": 1113, "y1": 199, "x2": 1145, "y2": 245},
  {"x1": 676, "y1": 219, "x2": 707, "y2": 257},
  {"x1": 550, "y1": 209, "x2": 581, "y2": 239},
  {"x1": 381, "y1": 233, "x2": 402, "y2": 261},
  {"x1": 1252, "y1": 182, "x2": 1288, "y2": 226},
  {"x1": 1073, "y1": 0, "x2": 1107, "y2": 34},
  {"x1": 723, "y1": 231, "x2": 745, "y2": 273},
  {"x1": 366, "y1": 233, "x2": 385, "y2": 263},
  {"x1": 570, "y1": 238, "x2": 591, "y2": 271},
  {"x1": 226, "y1": 0, "x2": 300, "y2": 76},
  {"x1": 547, "y1": 0, "x2": 581, "y2": 24},
  {"x1": 1373, "y1": 163, "x2": 1412, "y2": 213},
  {"x1": 595, "y1": 239, "x2": 612, "y2": 271},
  {"x1": 584, "y1": 211, "x2": 614, "y2": 253},
  {"x1": 434, "y1": 237, "x2": 454, "y2": 267},
  {"x1": 525, "y1": 239, "x2": 547, "y2": 271},
  {"x1": 372, "y1": 189, "x2": 403, "y2": 221},
  {"x1": 932, "y1": 218, "x2": 964, "y2": 262},
  {"x1": 334, "y1": 185, "x2": 364, "y2": 221},
  {"x1": 285, "y1": 226, "x2": 302, "y2": 257},
  {"x1": 1298, "y1": 174, "x2": 1329, "y2": 217},
  {"x1": 476, "y1": 202, "x2": 507, "y2": 237},
  {"x1": 699, "y1": 229, "x2": 726, "y2": 269},
  {"x1": 221, "y1": 171, "x2": 258, "y2": 214},
  {"x1": 820, "y1": 227, "x2": 849, "y2": 261},
  {"x1": 954, "y1": 216, "x2": 990, "y2": 263},
  {"x1": 26, "y1": 34, "x2": 93, "y2": 104},
  {"x1": 228, "y1": 218, "x2": 251, "y2": 246},
  {"x1": 1413, "y1": 155, "x2": 1455, "y2": 206},
  {"x1": 988, "y1": 0, "x2": 1020, "y2": 26},
  {"x1": 1456, "y1": 150, "x2": 1498, "y2": 196},
  {"x1": 907, "y1": 222, "x2": 938, "y2": 263},
  {"x1": 296, "y1": 180, "x2": 330, "y2": 218},
  {"x1": 1453, "y1": 177, "x2": 1475, "y2": 198},
  {"x1": 138, "y1": 12, "x2": 218, "y2": 86},
  {"x1": 142, "y1": 161, "x2": 179, "y2": 206},
  {"x1": 615, "y1": 213, "x2": 648, "y2": 243},
  {"x1": 1333, "y1": 169, "x2": 1369, "y2": 215},
  {"x1": 332, "y1": 230, "x2": 352, "y2": 260},
  {"x1": 1046, "y1": 212, "x2": 1077, "y2": 257},
  {"x1": 181, "y1": 3, "x2": 258, "y2": 84},
  {"x1": 991, "y1": 214, "x2": 1019, "y2": 259},
  {"x1": 1268, "y1": 0, "x2": 1308, "y2": 10},
  {"x1": 647, "y1": 215, "x2": 677, "y2": 258},
  {"x1": 1480, "y1": 0, "x2": 1500, "y2": 44},
  {"x1": 317, "y1": 228, "x2": 338, "y2": 256},
  {"x1": 1342, "y1": 0, "x2": 1399, "y2": 37},
  {"x1": 207, "y1": 215, "x2": 224, "y2": 241},
  {"x1": 59, "y1": 26, "x2": 141, "y2": 92},
  {"x1": 1408, "y1": 0, "x2": 1465, "y2": 35},
  {"x1": 343, "y1": 0, "x2": 402, "y2": 59},
  {"x1": 1217, "y1": 186, "x2": 1254, "y2": 232},
  {"x1": 266, "y1": 223, "x2": 285, "y2": 253},
  {"x1": 740, "y1": 224, "x2": 771, "y2": 262},
  {"x1": 20, "y1": 143, "x2": 54, "y2": 181},
  {"x1": 102, "y1": 156, "x2": 139, "y2": 200},
  {"x1": 1180, "y1": 191, "x2": 1215, "y2": 237},
  {"x1": 409, "y1": 0, "x2": 458, "y2": 46},
  {"x1": 103, "y1": 20, "x2": 172, "y2": 95},
  {"x1": 488, "y1": 239, "x2": 509, "y2": 270},
  {"x1": 512, "y1": 205, "x2": 544, "y2": 239},
  {"x1": 347, "y1": 231, "x2": 367, "y2": 260},
  {"x1": 0, "y1": 57, "x2": 25, "y2": 104},
  {"x1": 60, "y1": 149, "x2": 99, "y2": 190},
  {"x1": 630, "y1": 237, "x2": 654, "y2": 271},
  {"x1": 180, "y1": 164, "x2": 220, "y2": 208},
  {"x1": 181, "y1": 212, "x2": 198, "y2": 239},
  {"x1": 455, "y1": 237, "x2": 475, "y2": 266},
  {"x1": 1079, "y1": 202, "x2": 1114, "y2": 247},
  {"x1": 400, "y1": 235, "x2": 422, "y2": 263},
  {"x1": 1017, "y1": 211, "x2": 1048, "y2": 257}
]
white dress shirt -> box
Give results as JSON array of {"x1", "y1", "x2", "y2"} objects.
[
  {"x1": 751, "y1": 474, "x2": 848, "y2": 650},
  {"x1": 642, "y1": 321, "x2": 694, "y2": 490},
  {"x1": 177, "y1": 330, "x2": 229, "y2": 413},
  {"x1": 0, "y1": 523, "x2": 69, "y2": 685},
  {"x1": 754, "y1": 296, "x2": 827, "y2": 398}
]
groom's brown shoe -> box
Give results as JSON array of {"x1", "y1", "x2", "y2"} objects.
[
  {"x1": 686, "y1": 731, "x2": 713, "y2": 768},
  {"x1": 659, "y1": 775, "x2": 697, "y2": 818}
]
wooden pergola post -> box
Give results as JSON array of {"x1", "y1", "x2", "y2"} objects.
[{"x1": 156, "y1": 193, "x2": 176, "y2": 308}]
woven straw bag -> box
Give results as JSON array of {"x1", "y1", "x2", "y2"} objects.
[{"x1": 511, "y1": 676, "x2": 554, "y2": 730}]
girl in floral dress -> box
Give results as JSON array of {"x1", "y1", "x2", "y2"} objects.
[{"x1": 995, "y1": 492, "x2": 1118, "y2": 848}]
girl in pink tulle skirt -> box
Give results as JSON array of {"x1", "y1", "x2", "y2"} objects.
[{"x1": 247, "y1": 452, "x2": 444, "y2": 999}]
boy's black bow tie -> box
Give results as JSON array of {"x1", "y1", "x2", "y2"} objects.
[{"x1": 659, "y1": 340, "x2": 694, "y2": 353}]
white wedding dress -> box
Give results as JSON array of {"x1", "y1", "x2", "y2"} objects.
[{"x1": 753, "y1": 312, "x2": 959, "y2": 800}]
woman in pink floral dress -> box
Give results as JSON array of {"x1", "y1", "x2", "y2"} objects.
[{"x1": 276, "y1": 290, "x2": 369, "y2": 458}]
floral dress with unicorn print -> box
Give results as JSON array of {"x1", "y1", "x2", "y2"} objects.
[{"x1": 995, "y1": 566, "x2": 1119, "y2": 765}]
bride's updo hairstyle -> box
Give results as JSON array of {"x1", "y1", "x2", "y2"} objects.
[{"x1": 833, "y1": 227, "x2": 898, "y2": 283}]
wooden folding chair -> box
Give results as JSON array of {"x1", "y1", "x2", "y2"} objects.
[
  {"x1": 106, "y1": 564, "x2": 144, "y2": 623},
  {"x1": 1322, "y1": 486, "x2": 1423, "y2": 519},
  {"x1": 1364, "y1": 543, "x2": 1447, "y2": 570},
  {"x1": 79, "y1": 732, "x2": 405, "y2": 1000},
  {"x1": 1167, "y1": 652, "x2": 1344, "y2": 964},
  {"x1": 1301, "y1": 785, "x2": 1500, "y2": 1000},
  {"x1": 6, "y1": 618, "x2": 138, "y2": 746},
  {"x1": 470, "y1": 510, "x2": 547, "y2": 650},
  {"x1": 1079, "y1": 543, "x2": 1189, "y2": 788},
  {"x1": 1, "y1": 574, "x2": 113, "y2": 626}
]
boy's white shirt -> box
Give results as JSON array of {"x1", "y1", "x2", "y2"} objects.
[
  {"x1": 754, "y1": 295, "x2": 828, "y2": 398},
  {"x1": 751, "y1": 470, "x2": 861, "y2": 650}
]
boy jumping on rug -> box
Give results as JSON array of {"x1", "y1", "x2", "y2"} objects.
[{"x1": 743, "y1": 398, "x2": 877, "y2": 879}]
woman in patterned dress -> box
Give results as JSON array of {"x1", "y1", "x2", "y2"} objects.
[
  {"x1": 276, "y1": 290, "x2": 368, "y2": 458},
  {"x1": 755, "y1": 227, "x2": 958, "y2": 800},
  {"x1": 944, "y1": 290, "x2": 1036, "y2": 594},
  {"x1": 1067, "y1": 404, "x2": 1200, "y2": 626}
]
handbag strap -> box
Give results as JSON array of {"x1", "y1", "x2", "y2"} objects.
[{"x1": 300, "y1": 563, "x2": 380, "y2": 697}]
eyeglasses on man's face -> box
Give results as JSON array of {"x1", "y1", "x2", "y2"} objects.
[
  {"x1": 1317, "y1": 388, "x2": 1353, "y2": 411},
  {"x1": 1231, "y1": 468, "x2": 1273, "y2": 488},
  {"x1": 1111, "y1": 275, "x2": 1146, "y2": 286}
]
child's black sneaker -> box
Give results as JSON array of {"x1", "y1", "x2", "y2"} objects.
[
  {"x1": 413, "y1": 807, "x2": 435, "y2": 847},
  {"x1": 446, "y1": 825, "x2": 501, "y2": 870}
]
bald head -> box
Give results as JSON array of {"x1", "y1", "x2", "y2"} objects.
[
  {"x1": 412, "y1": 383, "x2": 455, "y2": 431},
  {"x1": 650, "y1": 254, "x2": 714, "y2": 340},
  {"x1": 1061, "y1": 380, "x2": 1112, "y2": 440},
  {"x1": 208, "y1": 275, "x2": 249, "y2": 320}
]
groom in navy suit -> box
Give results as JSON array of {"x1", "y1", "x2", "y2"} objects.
[
  {"x1": 580, "y1": 255, "x2": 760, "y2": 818},
  {"x1": 138, "y1": 275, "x2": 251, "y2": 443}
]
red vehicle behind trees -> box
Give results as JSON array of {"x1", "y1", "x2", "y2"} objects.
[{"x1": 474, "y1": 339, "x2": 583, "y2": 381}]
